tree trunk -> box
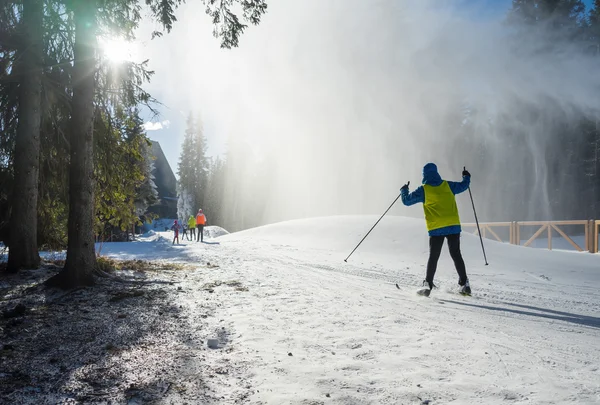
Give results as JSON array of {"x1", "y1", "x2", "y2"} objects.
[
  {"x1": 49, "y1": 0, "x2": 97, "y2": 288},
  {"x1": 7, "y1": 0, "x2": 43, "y2": 273}
]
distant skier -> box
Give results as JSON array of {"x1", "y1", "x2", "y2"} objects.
[
  {"x1": 188, "y1": 215, "x2": 196, "y2": 241},
  {"x1": 196, "y1": 209, "x2": 207, "y2": 242},
  {"x1": 181, "y1": 223, "x2": 188, "y2": 241},
  {"x1": 171, "y1": 219, "x2": 182, "y2": 245},
  {"x1": 401, "y1": 163, "x2": 471, "y2": 296}
]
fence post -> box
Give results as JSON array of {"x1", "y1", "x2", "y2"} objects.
[
  {"x1": 593, "y1": 220, "x2": 598, "y2": 254},
  {"x1": 593, "y1": 220, "x2": 598, "y2": 253},
  {"x1": 547, "y1": 222, "x2": 552, "y2": 250},
  {"x1": 587, "y1": 220, "x2": 592, "y2": 252},
  {"x1": 592, "y1": 220, "x2": 595, "y2": 253},
  {"x1": 511, "y1": 221, "x2": 516, "y2": 245},
  {"x1": 512, "y1": 222, "x2": 515, "y2": 245}
]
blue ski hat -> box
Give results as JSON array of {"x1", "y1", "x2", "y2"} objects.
[{"x1": 422, "y1": 162, "x2": 443, "y2": 186}]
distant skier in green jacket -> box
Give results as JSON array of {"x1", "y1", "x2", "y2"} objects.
[{"x1": 188, "y1": 215, "x2": 196, "y2": 241}]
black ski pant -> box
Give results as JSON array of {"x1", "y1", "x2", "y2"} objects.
[
  {"x1": 426, "y1": 233, "x2": 468, "y2": 285},
  {"x1": 196, "y1": 224, "x2": 204, "y2": 242}
]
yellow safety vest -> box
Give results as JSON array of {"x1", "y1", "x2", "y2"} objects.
[{"x1": 423, "y1": 181, "x2": 460, "y2": 231}]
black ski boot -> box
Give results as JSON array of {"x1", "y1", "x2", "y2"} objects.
[
  {"x1": 417, "y1": 280, "x2": 435, "y2": 297},
  {"x1": 459, "y1": 279, "x2": 471, "y2": 296}
]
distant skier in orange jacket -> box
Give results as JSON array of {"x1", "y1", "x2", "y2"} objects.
[{"x1": 196, "y1": 209, "x2": 207, "y2": 242}]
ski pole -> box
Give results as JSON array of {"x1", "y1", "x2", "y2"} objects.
[
  {"x1": 344, "y1": 191, "x2": 403, "y2": 262},
  {"x1": 465, "y1": 167, "x2": 488, "y2": 265}
]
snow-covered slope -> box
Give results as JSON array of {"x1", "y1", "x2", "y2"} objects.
[
  {"x1": 98, "y1": 215, "x2": 600, "y2": 404},
  {"x1": 225, "y1": 215, "x2": 600, "y2": 290}
]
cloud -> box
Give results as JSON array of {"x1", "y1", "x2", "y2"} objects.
[{"x1": 143, "y1": 120, "x2": 170, "y2": 131}]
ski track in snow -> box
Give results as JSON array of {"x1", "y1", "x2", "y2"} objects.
[{"x1": 95, "y1": 217, "x2": 600, "y2": 405}]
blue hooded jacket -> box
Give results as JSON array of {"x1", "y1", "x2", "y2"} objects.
[{"x1": 401, "y1": 163, "x2": 470, "y2": 236}]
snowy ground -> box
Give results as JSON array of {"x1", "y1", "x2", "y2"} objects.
[{"x1": 2, "y1": 216, "x2": 600, "y2": 404}]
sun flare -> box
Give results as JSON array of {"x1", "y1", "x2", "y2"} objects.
[{"x1": 100, "y1": 37, "x2": 136, "y2": 62}]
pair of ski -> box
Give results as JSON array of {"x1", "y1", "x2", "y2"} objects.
[{"x1": 395, "y1": 283, "x2": 471, "y2": 297}]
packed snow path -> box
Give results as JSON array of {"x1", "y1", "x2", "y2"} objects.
[{"x1": 102, "y1": 216, "x2": 600, "y2": 404}]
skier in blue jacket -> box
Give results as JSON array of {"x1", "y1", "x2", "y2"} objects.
[{"x1": 401, "y1": 163, "x2": 471, "y2": 295}]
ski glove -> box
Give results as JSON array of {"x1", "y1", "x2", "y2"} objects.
[
  {"x1": 401, "y1": 181, "x2": 410, "y2": 192},
  {"x1": 462, "y1": 169, "x2": 471, "y2": 177}
]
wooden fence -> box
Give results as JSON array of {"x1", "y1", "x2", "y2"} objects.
[{"x1": 463, "y1": 220, "x2": 600, "y2": 253}]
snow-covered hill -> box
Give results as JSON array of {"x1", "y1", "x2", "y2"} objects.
[{"x1": 94, "y1": 216, "x2": 600, "y2": 403}]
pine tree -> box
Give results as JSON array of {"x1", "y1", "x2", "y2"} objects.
[
  {"x1": 59, "y1": 0, "x2": 98, "y2": 288},
  {"x1": 7, "y1": 0, "x2": 43, "y2": 272},
  {"x1": 192, "y1": 113, "x2": 209, "y2": 212},
  {"x1": 177, "y1": 113, "x2": 197, "y2": 219},
  {"x1": 508, "y1": 0, "x2": 587, "y2": 40},
  {"x1": 176, "y1": 112, "x2": 209, "y2": 220},
  {"x1": 218, "y1": 132, "x2": 249, "y2": 231},
  {"x1": 591, "y1": 1, "x2": 600, "y2": 36},
  {"x1": 509, "y1": 0, "x2": 586, "y2": 25},
  {"x1": 204, "y1": 156, "x2": 226, "y2": 226},
  {"x1": 93, "y1": 107, "x2": 157, "y2": 239}
]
